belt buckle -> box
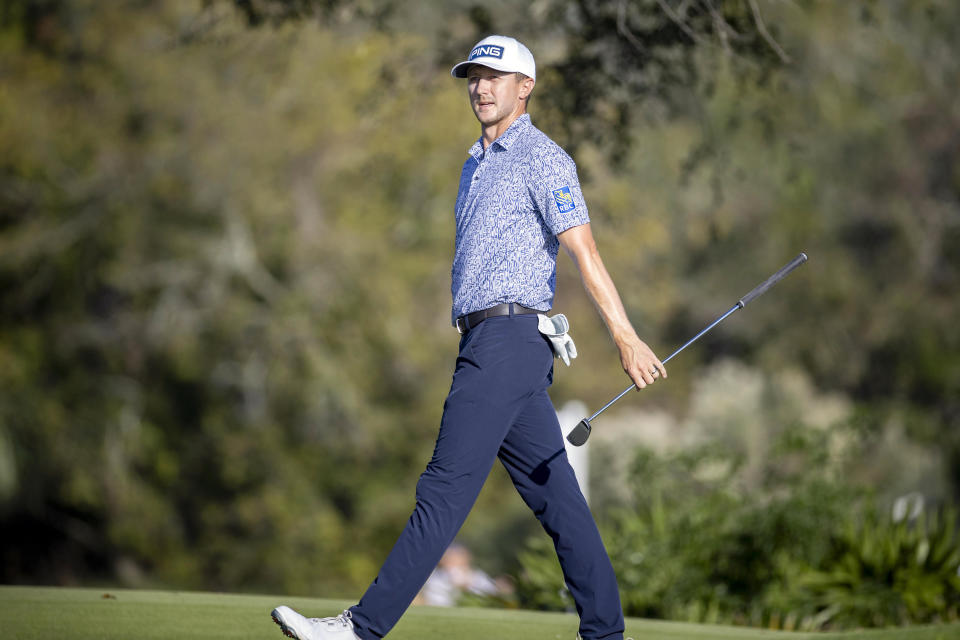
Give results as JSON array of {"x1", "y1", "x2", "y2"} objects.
[{"x1": 456, "y1": 317, "x2": 467, "y2": 335}]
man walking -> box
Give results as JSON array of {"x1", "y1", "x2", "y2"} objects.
[{"x1": 272, "y1": 35, "x2": 665, "y2": 640}]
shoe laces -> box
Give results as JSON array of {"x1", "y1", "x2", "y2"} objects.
[{"x1": 310, "y1": 610, "x2": 353, "y2": 630}]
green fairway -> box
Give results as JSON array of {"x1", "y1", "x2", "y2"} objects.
[{"x1": 1, "y1": 586, "x2": 958, "y2": 640}]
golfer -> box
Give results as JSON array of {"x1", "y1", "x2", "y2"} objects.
[{"x1": 272, "y1": 35, "x2": 665, "y2": 640}]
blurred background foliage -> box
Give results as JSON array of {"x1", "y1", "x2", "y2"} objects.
[
  {"x1": 517, "y1": 361, "x2": 960, "y2": 627},
  {"x1": 1, "y1": 0, "x2": 958, "y2": 630}
]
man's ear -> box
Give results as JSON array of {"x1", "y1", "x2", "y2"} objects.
[{"x1": 520, "y1": 77, "x2": 535, "y2": 100}]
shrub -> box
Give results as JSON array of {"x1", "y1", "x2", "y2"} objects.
[
  {"x1": 776, "y1": 507, "x2": 960, "y2": 628},
  {"x1": 512, "y1": 424, "x2": 960, "y2": 629}
]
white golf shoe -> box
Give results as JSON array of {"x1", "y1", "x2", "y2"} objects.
[{"x1": 271, "y1": 606, "x2": 362, "y2": 640}]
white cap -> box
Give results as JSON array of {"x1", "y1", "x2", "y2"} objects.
[{"x1": 450, "y1": 35, "x2": 536, "y2": 81}]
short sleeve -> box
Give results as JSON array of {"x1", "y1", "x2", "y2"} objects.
[{"x1": 528, "y1": 143, "x2": 590, "y2": 235}]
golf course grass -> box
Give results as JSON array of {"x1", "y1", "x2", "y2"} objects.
[{"x1": 1, "y1": 586, "x2": 958, "y2": 639}]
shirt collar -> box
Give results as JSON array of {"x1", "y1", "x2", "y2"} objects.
[{"x1": 467, "y1": 113, "x2": 532, "y2": 160}]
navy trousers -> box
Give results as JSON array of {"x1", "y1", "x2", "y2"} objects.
[{"x1": 349, "y1": 313, "x2": 625, "y2": 640}]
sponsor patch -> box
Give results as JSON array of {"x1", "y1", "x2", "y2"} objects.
[
  {"x1": 469, "y1": 44, "x2": 505, "y2": 61},
  {"x1": 552, "y1": 186, "x2": 576, "y2": 214}
]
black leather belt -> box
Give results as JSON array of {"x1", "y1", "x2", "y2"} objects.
[{"x1": 455, "y1": 303, "x2": 540, "y2": 334}]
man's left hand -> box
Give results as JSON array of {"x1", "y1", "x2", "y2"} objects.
[{"x1": 616, "y1": 334, "x2": 666, "y2": 390}]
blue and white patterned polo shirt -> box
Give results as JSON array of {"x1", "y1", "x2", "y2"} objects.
[{"x1": 451, "y1": 114, "x2": 590, "y2": 322}]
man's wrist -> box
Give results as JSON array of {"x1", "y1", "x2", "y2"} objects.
[{"x1": 611, "y1": 327, "x2": 640, "y2": 349}]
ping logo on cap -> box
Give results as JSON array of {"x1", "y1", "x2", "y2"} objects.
[
  {"x1": 552, "y1": 186, "x2": 576, "y2": 214},
  {"x1": 469, "y1": 44, "x2": 504, "y2": 61}
]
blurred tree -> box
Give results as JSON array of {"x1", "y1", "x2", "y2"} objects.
[
  {"x1": 0, "y1": 0, "x2": 473, "y2": 591},
  {"x1": 223, "y1": 0, "x2": 792, "y2": 156}
]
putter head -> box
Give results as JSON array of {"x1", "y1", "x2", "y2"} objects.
[{"x1": 566, "y1": 418, "x2": 592, "y2": 447}]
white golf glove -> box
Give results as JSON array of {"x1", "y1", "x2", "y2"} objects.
[{"x1": 537, "y1": 313, "x2": 578, "y2": 366}]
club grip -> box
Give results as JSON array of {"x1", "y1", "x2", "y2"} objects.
[{"x1": 738, "y1": 252, "x2": 808, "y2": 308}]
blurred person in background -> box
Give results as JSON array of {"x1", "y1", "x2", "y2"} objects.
[{"x1": 414, "y1": 543, "x2": 505, "y2": 607}]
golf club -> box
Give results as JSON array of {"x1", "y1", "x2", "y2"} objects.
[{"x1": 567, "y1": 252, "x2": 809, "y2": 446}]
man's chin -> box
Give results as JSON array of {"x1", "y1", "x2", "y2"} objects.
[
  {"x1": 473, "y1": 105, "x2": 496, "y2": 119},
  {"x1": 473, "y1": 112, "x2": 500, "y2": 126}
]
